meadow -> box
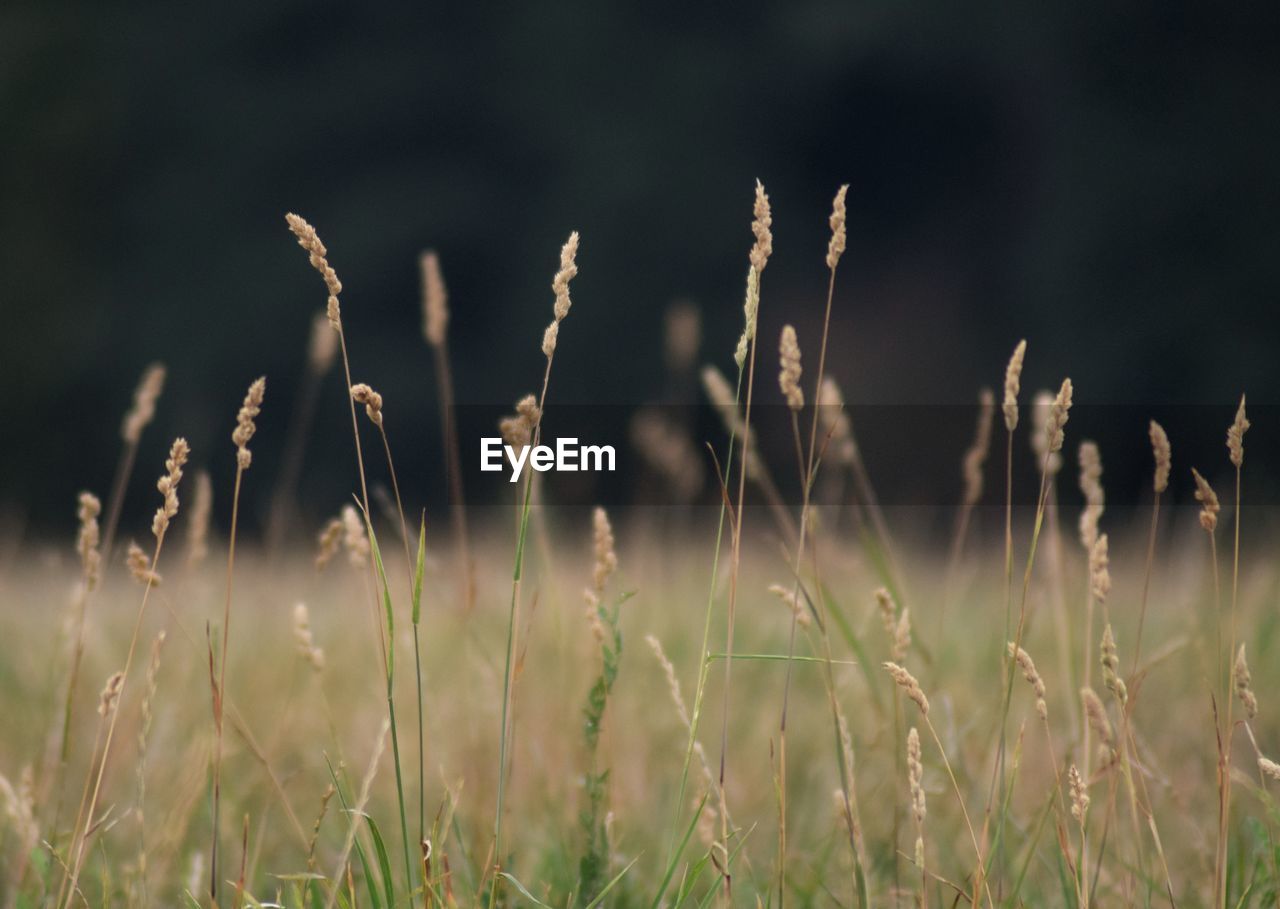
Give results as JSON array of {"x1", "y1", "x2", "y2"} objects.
[{"x1": 0, "y1": 188, "x2": 1276, "y2": 909}]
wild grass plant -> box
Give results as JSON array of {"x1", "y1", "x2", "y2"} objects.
[{"x1": 2, "y1": 190, "x2": 1279, "y2": 909}]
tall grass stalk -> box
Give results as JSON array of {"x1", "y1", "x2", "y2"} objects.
[
  {"x1": 491, "y1": 232, "x2": 579, "y2": 905},
  {"x1": 776, "y1": 185, "x2": 845, "y2": 908},
  {"x1": 58, "y1": 438, "x2": 189, "y2": 909}
]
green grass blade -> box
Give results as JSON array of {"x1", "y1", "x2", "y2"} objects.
[
  {"x1": 412, "y1": 513, "x2": 426, "y2": 625},
  {"x1": 583, "y1": 855, "x2": 641, "y2": 909},
  {"x1": 364, "y1": 813, "x2": 396, "y2": 909},
  {"x1": 498, "y1": 871, "x2": 556, "y2": 908},
  {"x1": 648, "y1": 794, "x2": 708, "y2": 909}
]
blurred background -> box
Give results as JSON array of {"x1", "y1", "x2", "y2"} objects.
[{"x1": 4, "y1": 1, "x2": 1279, "y2": 539}]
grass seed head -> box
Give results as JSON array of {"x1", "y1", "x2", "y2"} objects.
[
  {"x1": 1100, "y1": 623, "x2": 1127, "y2": 706},
  {"x1": 778, "y1": 325, "x2": 804, "y2": 412},
  {"x1": 818, "y1": 377, "x2": 857, "y2": 467},
  {"x1": 499, "y1": 394, "x2": 540, "y2": 449},
  {"x1": 883, "y1": 662, "x2": 929, "y2": 716},
  {"x1": 734, "y1": 267, "x2": 761, "y2": 369},
  {"x1": 590, "y1": 506, "x2": 618, "y2": 595},
  {"x1": 127, "y1": 541, "x2": 161, "y2": 587},
  {"x1": 1081, "y1": 686, "x2": 1113, "y2": 750},
  {"x1": 907, "y1": 726, "x2": 925, "y2": 829},
  {"x1": 349, "y1": 383, "x2": 383, "y2": 429},
  {"x1": 285, "y1": 213, "x2": 343, "y2": 326},
  {"x1": 1191, "y1": 467, "x2": 1220, "y2": 532},
  {"x1": 98, "y1": 670, "x2": 125, "y2": 716},
  {"x1": 121, "y1": 363, "x2": 167, "y2": 444},
  {"x1": 186, "y1": 470, "x2": 211, "y2": 566},
  {"x1": 1234, "y1": 644, "x2": 1257, "y2": 720},
  {"x1": 77, "y1": 492, "x2": 102, "y2": 590},
  {"x1": 1069, "y1": 764, "x2": 1089, "y2": 822},
  {"x1": 1008, "y1": 642, "x2": 1047, "y2": 720},
  {"x1": 1149, "y1": 419, "x2": 1171, "y2": 492},
  {"x1": 1044, "y1": 378, "x2": 1073, "y2": 453},
  {"x1": 749, "y1": 180, "x2": 773, "y2": 274},
  {"x1": 769, "y1": 584, "x2": 810, "y2": 629},
  {"x1": 315, "y1": 517, "x2": 343, "y2": 571},
  {"x1": 962, "y1": 388, "x2": 996, "y2": 506},
  {"x1": 1078, "y1": 441, "x2": 1104, "y2": 551},
  {"x1": 551, "y1": 232, "x2": 579, "y2": 322},
  {"x1": 1031, "y1": 391, "x2": 1063, "y2": 476},
  {"x1": 826, "y1": 184, "x2": 848, "y2": 271},
  {"x1": 1260, "y1": 757, "x2": 1280, "y2": 781},
  {"x1": 1089, "y1": 533, "x2": 1110, "y2": 603},
  {"x1": 233, "y1": 377, "x2": 266, "y2": 469},
  {"x1": 1228, "y1": 394, "x2": 1249, "y2": 469},
  {"x1": 152, "y1": 437, "x2": 189, "y2": 539},
  {"x1": 420, "y1": 250, "x2": 449, "y2": 348},
  {"x1": 293, "y1": 603, "x2": 326, "y2": 672},
  {"x1": 341, "y1": 504, "x2": 369, "y2": 567},
  {"x1": 1002, "y1": 339, "x2": 1026, "y2": 432}
]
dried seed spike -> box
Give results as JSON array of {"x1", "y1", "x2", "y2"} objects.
[
  {"x1": 232, "y1": 377, "x2": 266, "y2": 470},
  {"x1": 1149, "y1": 420, "x2": 1171, "y2": 493},
  {"x1": 749, "y1": 179, "x2": 773, "y2": 273},
  {"x1": 883, "y1": 662, "x2": 929, "y2": 716},
  {"x1": 127, "y1": 541, "x2": 161, "y2": 587},
  {"x1": 875, "y1": 587, "x2": 897, "y2": 637},
  {"x1": 349, "y1": 383, "x2": 383, "y2": 429},
  {"x1": 1191, "y1": 467, "x2": 1220, "y2": 532},
  {"x1": 1234, "y1": 643, "x2": 1257, "y2": 720},
  {"x1": 1260, "y1": 757, "x2": 1280, "y2": 781},
  {"x1": 646, "y1": 634, "x2": 692, "y2": 730},
  {"x1": 1002, "y1": 340, "x2": 1026, "y2": 432},
  {"x1": 1044, "y1": 378, "x2": 1073, "y2": 454},
  {"x1": 77, "y1": 492, "x2": 102, "y2": 591},
  {"x1": 778, "y1": 325, "x2": 804, "y2": 412},
  {"x1": 315, "y1": 517, "x2": 343, "y2": 571},
  {"x1": 768, "y1": 584, "x2": 810, "y2": 629},
  {"x1": 1069, "y1": 764, "x2": 1089, "y2": 822},
  {"x1": 817, "y1": 376, "x2": 858, "y2": 467},
  {"x1": 1030, "y1": 391, "x2": 1063, "y2": 476},
  {"x1": 893, "y1": 609, "x2": 912, "y2": 663},
  {"x1": 734, "y1": 267, "x2": 761, "y2": 369},
  {"x1": 826, "y1": 184, "x2": 849, "y2": 271},
  {"x1": 186, "y1": 470, "x2": 212, "y2": 567},
  {"x1": 340, "y1": 504, "x2": 369, "y2": 567},
  {"x1": 962, "y1": 388, "x2": 996, "y2": 507},
  {"x1": 1100, "y1": 623, "x2": 1127, "y2": 706},
  {"x1": 590, "y1": 506, "x2": 618, "y2": 594},
  {"x1": 1228, "y1": 394, "x2": 1249, "y2": 469},
  {"x1": 98, "y1": 670, "x2": 125, "y2": 716},
  {"x1": 499, "y1": 394, "x2": 540, "y2": 449},
  {"x1": 551, "y1": 232, "x2": 579, "y2": 322},
  {"x1": 121, "y1": 363, "x2": 167, "y2": 444},
  {"x1": 1008, "y1": 642, "x2": 1048, "y2": 720},
  {"x1": 1078, "y1": 441, "x2": 1104, "y2": 551},
  {"x1": 1081, "y1": 687, "x2": 1113, "y2": 749},
  {"x1": 151, "y1": 438, "x2": 190, "y2": 540},
  {"x1": 284, "y1": 213, "x2": 343, "y2": 301},
  {"x1": 420, "y1": 250, "x2": 449, "y2": 348},
  {"x1": 293, "y1": 603, "x2": 326, "y2": 672},
  {"x1": 1089, "y1": 534, "x2": 1110, "y2": 603},
  {"x1": 906, "y1": 726, "x2": 925, "y2": 828}
]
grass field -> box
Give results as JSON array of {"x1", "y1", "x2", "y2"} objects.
[{"x1": 1, "y1": 191, "x2": 1277, "y2": 908}]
